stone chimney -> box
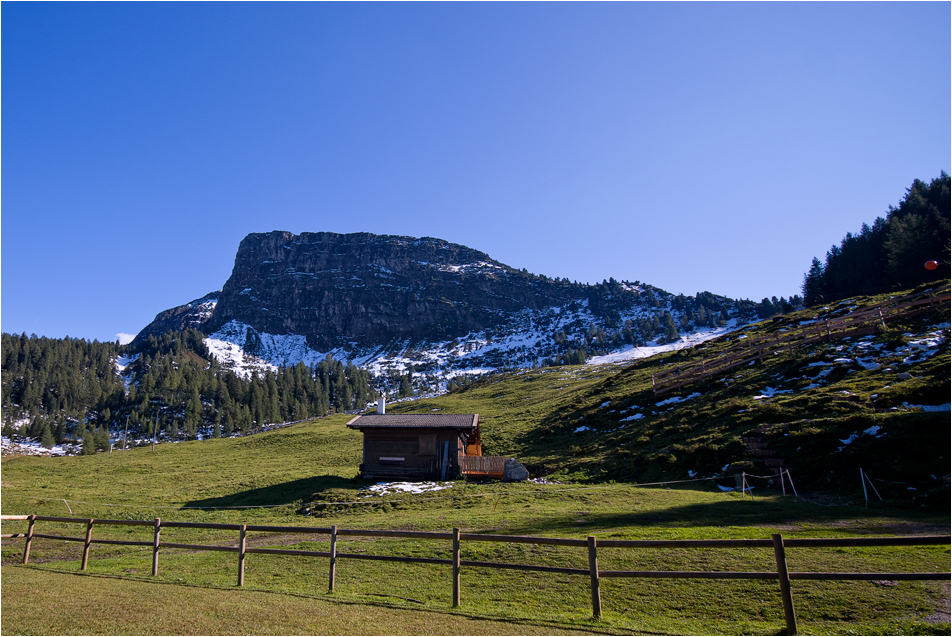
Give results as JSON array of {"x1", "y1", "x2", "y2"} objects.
[{"x1": 377, "y1": 397, "x2": 386, "y2": 415}]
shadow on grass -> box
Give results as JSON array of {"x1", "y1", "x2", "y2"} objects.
[
  {"x1": 496, "y1": 494, "x2": 936, "y2": 537},
  {"x1": 12, "y1": 565, "x2": 652, "y2": 636},
  {"x1": 183, "y1": 475, "x2": 356, "y2": 509}
]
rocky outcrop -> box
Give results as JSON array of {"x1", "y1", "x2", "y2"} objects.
[
  {"x1": 138, "y1": 231, "x2": 595, "y2": 350},
  {"x1": 134, "y1": 292, "x2": 220, "y2": 343},
  {"x1": 136, "y1": 231, "x2": 745, "y2": 363}
]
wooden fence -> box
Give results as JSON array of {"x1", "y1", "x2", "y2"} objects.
[
  {"x1": 2, "y1": 514, "x2": 948, "y2": 634},
  {"x1": 459, "y1": 455, "x2": 508, "y2": 479},
  {"x1": 652, "y1": 288, "x2": 950, "y2": 395}
]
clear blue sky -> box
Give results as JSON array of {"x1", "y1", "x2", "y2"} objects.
[{"x1": 3, "y1": 2, "x2": 949, "y2": 344}]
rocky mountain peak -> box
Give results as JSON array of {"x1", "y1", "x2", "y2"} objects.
[
  {"x1": 136, "y1": 231, "x2": 752, "y2": 382},
  {"x1": 140, "y1": 231, "x2": 584, "y2": 350}
]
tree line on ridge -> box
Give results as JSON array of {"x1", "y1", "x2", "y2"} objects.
[{"x1": 802, "y1": 173, "x2": 950, "y2": 305}]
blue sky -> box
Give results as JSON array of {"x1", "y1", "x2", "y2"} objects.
[{"x1": 3, "y1": 2, "x2": 949, "y2": 344}]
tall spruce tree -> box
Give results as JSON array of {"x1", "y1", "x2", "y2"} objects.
[
  {"x1": 802, "y1": 257, "x2": 825, "y2": 304},
  {"x1": 40, "y1": 422, "x2": 55, "y2": 449},
  {"x1": 662, "y1": 312, "x2": 679, "y2": 343}
]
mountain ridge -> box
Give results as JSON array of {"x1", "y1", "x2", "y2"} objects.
[{"x1": 136, "y1": 231, "x2": 781, "y2": 385}]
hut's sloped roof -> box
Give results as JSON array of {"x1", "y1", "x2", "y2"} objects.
[{"x1": 346, "y1": 414, "x2": 478, "y2": 430}]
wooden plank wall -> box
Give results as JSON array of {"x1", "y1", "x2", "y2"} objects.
[{"x1": 360, "y1": 428, "x2": 468, "y2": 479}]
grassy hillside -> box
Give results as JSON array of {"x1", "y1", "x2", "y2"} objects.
[
  {"x1": 385, "y1": 283, "x2": 950, "y2": 506},
  {"x1": 2, "y1": 285, "x2": 949, "y2": 635},
  {"x1": 2, "y1": 284, "x2": 947, "y2": 516}
]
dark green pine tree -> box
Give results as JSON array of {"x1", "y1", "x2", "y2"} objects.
[
  {"x1": 93, "y1": 426, "x2": 110, "y2": 451},
  {"x1": 679, "y1": 312, "x2": 691, "y2": 331},
  {"x1": 40, "y1": 422, "x2": 55, "y2": 449},
  {"x1": 81, "y1": 429, "x2": 96, "y2": 455},
  {"x1": 802, "y1": 257, "x2": 825, "y2": 305},
  {"x1": 884, "y1": 212, "x2": 934, "y2": 286},
  {"x1": 186, "y1": 386, "x2": 202, "y2": 437},
  {"x1": 622, "y1": 324, "x2": 635, "y2": 344},
  {"x1": 662, "y1": 312, "x2": 679, "y2": 343},
  {"x1": 695, "y1": 305, "x2": 707, "y2": 326},
  {"x1": 398, "y1": 374, "x2": 413, "y2": 398}
]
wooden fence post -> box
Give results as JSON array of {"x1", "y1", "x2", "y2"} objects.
[
  {"x1": 237, "y1": 525, "x2": 247, "y2": 587},
  {"x1": 587, "y1": 536, "x2": 601, "y2": 619},
  {"x1": 452, "y1": 527, "x2": 461, "y2": 608},
  {"x1": 152, "y1": 518, "x2": 161, "y2": 576},
  {"x1": 328, "y1": 525, "x2": 337, "y2": 593},
  {"x1": 82, "y1": 519, "x2": 94, "y2": 570},
  {"x1": 772, "y1": 533, "x2": 798, "y2": 635},
  {"x1": 22, "y1": 515, "x2": 36, "y2": 565}
]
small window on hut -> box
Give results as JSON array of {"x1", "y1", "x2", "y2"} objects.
[
  {"x1": 419, "y1": 434, "x2": 437, "y2": 455},
  {"x1": 379, "y1": 456, "x2": 405, "y2": 465}
]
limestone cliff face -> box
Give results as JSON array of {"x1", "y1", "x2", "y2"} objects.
[{"x1": 139, "y1": 231, "x2": 588, "y2": 350}]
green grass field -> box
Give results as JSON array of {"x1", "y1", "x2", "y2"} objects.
[
  {"x1": 2, "y1": 416, "x2": 949, "y2": 635},
  {"x1": 2, "y1": 287, "x2": 949, "y2": 635}
]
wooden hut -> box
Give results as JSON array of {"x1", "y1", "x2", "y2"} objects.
[{"x1": 346, "y1": 411, "x2": 483, "y2": 481}]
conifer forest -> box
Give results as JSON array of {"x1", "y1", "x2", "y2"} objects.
[
  {"x1": 1, "y1": 329, "x2": 376, "y2": 451},
  {"x1": 802, "y1": 173, "x2": 950, "y2": 304}
]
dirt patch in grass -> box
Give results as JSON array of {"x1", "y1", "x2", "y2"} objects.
[{"x1": 924, "y1": 581, "x2": 950, "y2": 625}]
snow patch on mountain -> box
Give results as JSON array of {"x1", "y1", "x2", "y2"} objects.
[
  {"x1": 193, "y1": 298, "x2": 218, "y2": 320},
  {"x1": 2, "y1": 436, "x2": 78, "y2": 457},
  {"x1": 198, "y1": 299, "x2": 754, "y2": 389},
  {"x1": 586, "y1": 322, "x2": 739, "y2": 365}
]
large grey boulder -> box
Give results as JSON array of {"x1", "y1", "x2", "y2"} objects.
[{"x1": 503, "y1": 458, "x2": 529, "y2": 481}]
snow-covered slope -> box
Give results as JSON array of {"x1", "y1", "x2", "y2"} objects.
[
  {"x1": 202, "y1": 295, "x2": 753, "y2": 392},
  {"x1": 134, "y1": 232, "x2": 779, "y2": 391}
]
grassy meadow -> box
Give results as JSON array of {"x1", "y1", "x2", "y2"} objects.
[
  {"x1": 3, "y1": 415, "x2": 949, "y2": 635},
  {"x1": 2, "y1": 286, "x2": 950, "y2": 635}
]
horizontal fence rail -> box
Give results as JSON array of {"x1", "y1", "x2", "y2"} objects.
[
  {"x1": 652, "y1": 289, "x2": 950, "y2": 395},
  {"x1": 459, "y1": 455, "x2": 508, "y2": 479},
  {"x1": 2, "y1": 514, "x2": 948, "y2": 635}
]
